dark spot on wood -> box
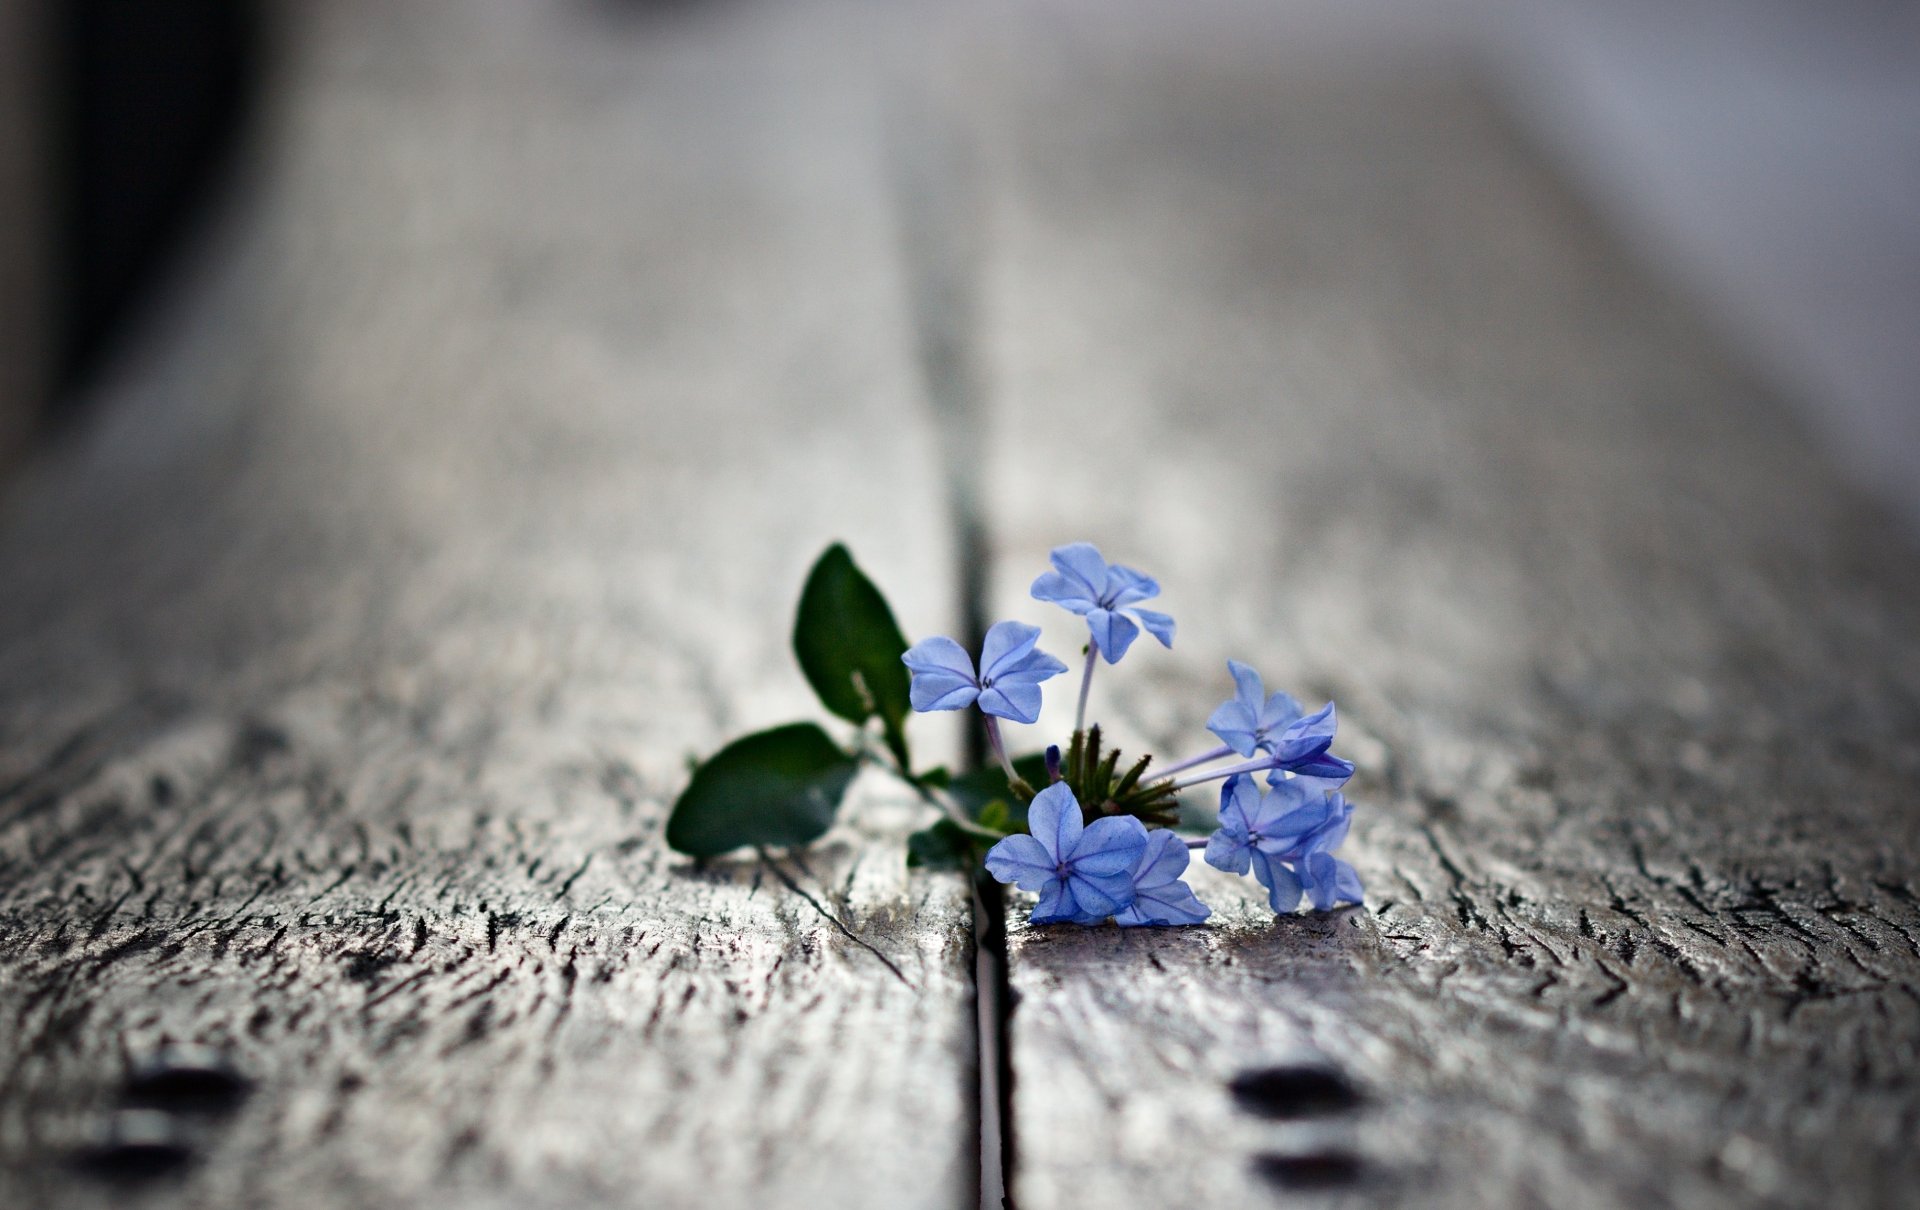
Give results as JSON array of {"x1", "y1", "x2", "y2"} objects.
[
  {"x1": 1229, "y1": 1064, "x2": 1363, "y2": 1119},
  {"x1": 150, "y1": 774, "x2": 175, "y2": 804},
  {"x1": 125, "y1": 1044, "x2": 251, "y2": 1115},
  {"x1": 1419, "y1": 792, "x2": 1460, "y2": 820},
  {"x1": 1251, "y1": 1149, "x2": 1363, "y2": 1189},
  {"x1": 343, "y1": 949, "x2": 400, "y2": 985},
  {"x1": 233, "y1": 721, "x2": 291, "y2": 770},
  {"x1": 74, "y1": 1110, "x2": 197, "y2": 1181}
]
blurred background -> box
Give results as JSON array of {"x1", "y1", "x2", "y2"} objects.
[{"x1": 0, "y1": 0, "x2": 1915, "y2": 525}]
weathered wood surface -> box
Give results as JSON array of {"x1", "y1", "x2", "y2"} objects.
[
  {"x1": 0, "y1": 3, "x2": 976, "y2": 1208},
  {"x1": 967, "y1": 11, "x2": 1920, "y2": 1209}
]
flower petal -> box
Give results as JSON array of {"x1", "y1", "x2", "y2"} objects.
[
  {"x1": 902, "y1": 637, "x2": 978, "y2": 710},
  {"x1": 1302, "y1": 793, "x2": 1353, "y2": 855},
  {"x1": 1115, "y1": 878, "x2": 1211, "y2": 926},
  {"x1": 1251, "y1": 850, "x2": 1304, "y2": 913},
  {"x1": 977, "y1": 681, "x2": 1042, "y2": 724},
  {"x1": 1025, "y1": 782, "x2": 1083, "y2": 863},
  {"x1": 1068, "y1": 815, "x2": 1149, "y2": 876},
  {"x1": 1028, "y1": 879, "x2": 1079, "y2": 924},
  {"x1": 993, "y1": 646, "x2": 1070, "y2": 685},
  {"x1": 908, "y1": 673, "x2": 980, "y2": 713},
  {"x1": 1204, "y1": 828, "x2": 1251, "y2": 875},
  {"x1": 978, "y1": 620, "x2": 1042, "y2": 679},
  {"x1": 1269, "y1": 702, "x2": 1353, "y2": 780},
  {"x1": 1103, "y1": 564, "x2": 1161, "y2": 608},
  {"x1": 1280, "y1": 750, "x2": 1355, "y2": 782},
  {"x1": 1205, "y1": 701, "x2": 1260, "y2": 756},
  {"x1": 1129, "y1": 608, "x2": 1176, "y2": 648},
  {"x1": 1047, "y1": 543, "x2": 1110, "y2": 599},
  {"x1": 1227, "y1": 660, "x2": 1265, "y2": 714},
  {"x1": 1065, "y1": 868, "x2": 1133, "y2": 919},
  {"x1": 1218, "y1": 774, "x2": 1260, "y2": 834},
  {"x1": 1271, "y1": 701, "x2": 1336, "y2": 758},
  {"x1": 1117, "y1": 832, "x2": 1210, "y2": 925},
  {"x1": 1329, "y1": 857, "x2": 1366, "y2": 907},
  {"x1": 1087, "y1": 608, "x2": 1139, "y2": 663},
  {"x1": 1129, "y1": 828, "x2": 1192, "y2": 890},
  {"x1": 983, "y1": 834, "x2": 1055, "y2": 891},
  {"x1": 1302, "y1": 851, "x2": 1364, "y2": 910},
  {"x1": 1249, "y1": 774, "x2": 1317, "y2": 825},
  {"x1": 1259, "y1": 814, "x2": 1335, "y2": 857},
  {"x1": 902, "y1": 635, "x2": 976, "y2": 679},
  {"x1": 1029, "y1": 571, "x2": 1097, "y2": 614},
  {"x1": 1258, "y1": 688, "x2": 1305, "y2": 734}
]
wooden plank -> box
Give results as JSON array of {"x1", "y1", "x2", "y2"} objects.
[
  {"x1": 0, "y1": 3, "x2": 976, "y2": 1208},
  {"x1": 967, "y1": 14, "x2": 1920, "y2": 1209}
]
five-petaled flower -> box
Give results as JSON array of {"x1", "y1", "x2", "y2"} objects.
[
  {"x1": 1114, "y1": 828, "x2": 1212, "y2": 927},
  {"x1": 985, "y1": 782, "x2": 1149, "y2": 924},
  {"x1": 1205, "y1": 661, "x2": 1355, "y2": 782},
  {"x1": 902, "y1": 621, "x2": 1068, "y2": 725},
  {"x1": 1204, "y1": 774, "x2": 1363, "y2": 913},
  {"x1": 1030, "y1": 542, "x2": 1175, "y2": 664}
]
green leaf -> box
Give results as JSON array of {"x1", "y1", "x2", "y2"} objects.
[
  {"x1": 665, "y1": 723, "x2": 860, "y2": 858},
  {"x1": 976, "y1": 800, "x2": 1015, "y2": 835},
  {"x1": 906, "y1": 820, "x2": 978, "y2": 871},
  {"x1": 792, "y1": 544, "x2": 914, "y2": 768},
  {"x1": 947, "y1": 753, "x2": 1052, "y2": 830}
]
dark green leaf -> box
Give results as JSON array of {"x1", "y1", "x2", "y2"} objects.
[
  {"x1": 906, "y1": 820, "x2": 979, "y2": 871},
  {"x1": 976, "y1": 800, "x2": 1015, "y2": 835},
  {"x1": 665, "y1": 723, "x2": 859, "y2": 857},
  {"x1": 947, "y1": 754, "x2": 1052, "y2": 830},
  {"x1": 792, "y1": 544, "x2": 914, "y2": 767}
]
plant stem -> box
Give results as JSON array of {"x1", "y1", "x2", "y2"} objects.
[
  {"x1": 1154, "y1": 743, "x2": 1235, "y2": 778},
  {"x1": 981, "y1": 713, "x2": 1018, "y2": 786},
  {"x1": 1074, "y1": 638, "x2": 1099, "y2": 732},
  {"x1": 1166, "y1": 756, "x2": 1272, "y2": 792},
  {"x1": 901, "y1": 771, "x2": 1006, "y2": 840}
]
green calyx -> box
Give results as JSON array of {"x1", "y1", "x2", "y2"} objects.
[{"x1": 1060, "y1": 724, "x2": 1181, "y2": 828}]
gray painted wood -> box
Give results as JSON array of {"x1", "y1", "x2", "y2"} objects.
[
  {"x1": 966, "y1": 13, "x2": 1920, "y2": 1208},
  {"x1": 0, "y1": 3, "x2": 975, "y2": 1208}
]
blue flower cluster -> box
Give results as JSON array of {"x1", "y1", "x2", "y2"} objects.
[{"x1": 902, "y1": 543, "x2": 1364, "y2": 927}]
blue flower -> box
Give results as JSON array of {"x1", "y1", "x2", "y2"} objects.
[
  {"x1": 1114, "y1": 829, "x2": 1211, "y2": 927},
  {"x1": 1203, "y1": 775, "x2": 1362, "y2": 913},
  {"x1": 1292, "y1": 793, "x2": 1363, "y2": 911},
  {"x1": 1029, "y1": 542, "x2": 1174, "y2": 664},
  {"x1": 1204, "y1": 662, "x2": 1354, "y2": 782},
  {"x1": 984, "y1": 782, "x2": 1149, "y2": 924},
  {"x1": 901, "y1": 621, "x2": 1068, "y2": 724},
  {"x1": 1204, "y1": 773, "x2": 1331, "y2": 878}
]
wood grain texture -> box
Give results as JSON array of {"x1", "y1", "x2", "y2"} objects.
[
  {"x1": 0, "y1": 2, "x2": 975, "y2": 1207},
  {"x1": 964, "y1": 8, "x2": 1920, "y2": 1207}
]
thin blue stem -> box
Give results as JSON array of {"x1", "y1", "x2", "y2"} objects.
[
  {"x1": 1154, "y1": 743, "x2": 1235, "y2": 779},
  {"x1": 1167, "y1": 756, "x2": 1272, "y2": 792},
  {"x1": 981, "y1": 713, "x2": 1019, "y2": 785},
  {"x1": 1074, "y1": 638, "x2": 1099, "y2": 733}
]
